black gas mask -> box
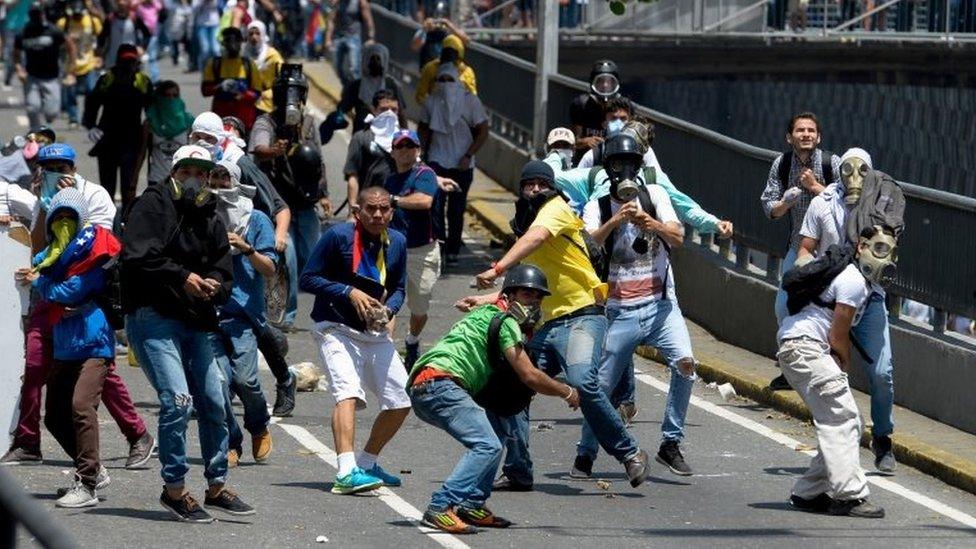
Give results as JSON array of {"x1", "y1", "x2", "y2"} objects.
[
  {"x1": 272, "y1": 63, "x2": 309, "y2": 128},
  {"x1": 172, "y1": 176, "x2": 216, "y2": 214}
]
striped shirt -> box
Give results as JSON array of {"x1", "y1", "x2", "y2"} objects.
[{"x1": 760, "y1": 148, "x2": 842, "y2": 250}]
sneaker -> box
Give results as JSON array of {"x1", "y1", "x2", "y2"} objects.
[
  {"x1": 366, "y1": 464, "x2": 401, "y2": 487},
  {"x1": 491, "y1": 474, "x2": 533, "y2": 491},
  {"x1": 55, "y1": 479, "x2": 97, "y2": 508},
  {"x1": 829, "y1": 498, "x2": 886, "y2": 519},
  {"x1": 570, "y1": 454, "x2": 593, "y2": 479},
  {"x1": 624, "y1": 448, "x2": 650, "y2": 488},
  {"x1": 228, "y1": 448, "x2": 240, "y2": 468},
  {"x1": 159, "y1": 490, "x2": 214, "y2": 523},
  {"x1": 252, "y1": 429, "x2": 273, "y2": 463},
  {"x1": 655, "y1": 440, "x2": 693, "y2": 476},
  {"x1": 456, "y1": 506, "x2": 512, "y2": 528},
  {"x1": 57, "y1": 466, "x2": 110, "y2": 497},
  {"x1": 331, "y1": 467, "x2": 383, "y2": 495},
  {"x1": 790, "y1": 493, "x2": 834, "y2": 513},
  {"x1": 769, "y1": 374, "x2": 792, "y2": 391},
  {"x1": 421, "y1": 508, "x2": 478, "y2": 534},
  {"x1": 272, "y1": 372, "x2": 297, "y2": 417},
  {"x1": 617, "y1": 402, "x2": 638, "y2": 426},
  {"x1": 873, "y1": 435, "x2": 897, "y2": 474},
  {"x1": 204, "y1": 487, "x2": 256, "y2": 516},
  {"x1": 126, "y1": 432, "x2": 156, "y2": 469},
  {"x1": 0, "y1": 446, "x2": 42, "y2": 465},
  {"x1": 404, "y1": 341, "x2": 420, "y2": 371}
]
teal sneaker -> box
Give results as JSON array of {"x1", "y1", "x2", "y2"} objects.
[
  {"x1": 331, "y1": 467, "x2": 383, "y2": 495},
  {"x1": 367, "y1": 464, "x2": 402, "y2": 487}
]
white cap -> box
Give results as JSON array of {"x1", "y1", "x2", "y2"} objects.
[
  {"x1": 171, "y1": 144, "x2": 215, "y2": 170},
  {"x1": 192, "y1": 112, "x2": 224, "y2": 140},
  {"x1": 841, "y1": 147, "x2": 873, "y2": 169},
  {"x1": 546, "y1": 127, "x2": 575, "y2": 147}
]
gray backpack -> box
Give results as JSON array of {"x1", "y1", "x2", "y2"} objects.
[{"x1": 844, "y1": 170, "x2": 906, "y2": 244}]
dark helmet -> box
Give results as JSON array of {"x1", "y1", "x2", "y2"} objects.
[
  {"x1": 590, "y1": 60, "x2": 620, "y2": 100},
  {"x1": 273, "y1": 63, "x2": 309, "y2": 105},
  {"x1": 590, "y1": 59, "x2": 619, "y2": 82},
  {"x1": 288, "y1": 142, "x2": 323, "y2": 184},
  {"x1": 603, "y1": 133, "x2": 643, "y2": 163},
  {"x1": 502, "y1": 264, "x2": 551, "y2": 296}
]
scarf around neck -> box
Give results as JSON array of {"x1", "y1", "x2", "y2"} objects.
[{"x1": 147, "y1": 96, "x2": 194, "y2": 139}]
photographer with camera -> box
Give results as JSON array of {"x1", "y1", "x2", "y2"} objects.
[{"x1": 409, "y1": 1, "x2": 469, "y2": 68}]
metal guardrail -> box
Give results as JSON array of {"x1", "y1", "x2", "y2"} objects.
[
  {"x1": 0, "y1": 468, "x2": 78, "y2": 548},
  {"x1": 371, "y1": 5, "x2": 976, "y2": 325}
]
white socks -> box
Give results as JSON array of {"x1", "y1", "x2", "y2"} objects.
[
  {"x1": 405, "y1": 333, "x2": 420, "y2": 345},
  {"x1": 337, "y1": 452, "x2": 356, "y2": 477},
  {"x1": 357, "y1": 451, "x2": 378, "y2": 471}
]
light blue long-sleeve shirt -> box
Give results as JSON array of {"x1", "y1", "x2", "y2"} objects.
[{"x1": 543, "y1": 152, "x2": 721, "y2": 234}]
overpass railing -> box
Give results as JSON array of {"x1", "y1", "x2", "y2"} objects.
[{"x1": 372, "y1": 5, "x2": 976, "y2": 333}]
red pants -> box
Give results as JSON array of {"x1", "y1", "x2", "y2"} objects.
[{"x1": 13, "y1": 300, "x2": 147, "y2": 450}]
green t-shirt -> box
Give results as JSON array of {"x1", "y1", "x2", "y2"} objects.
[{"x1": 409, "y1": 304, "x2": 523, "y2": 394}]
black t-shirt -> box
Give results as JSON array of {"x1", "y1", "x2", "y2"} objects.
[
  {"x1": 569, "y1": 93, "x2": 607, "y2": 140},
  {"x1": 343, "y1": 129, "x2": 395, "y2": 190},
  {"x1": 15, "y1": 23, "x2": 65, "y2": 79}
]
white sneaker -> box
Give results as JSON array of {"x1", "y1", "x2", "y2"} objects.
[
  {"x1": 55, "y1": 478, "x2": 98, "y2": 508},
  {"x1": 57, "y1": 466, "x2": 109, "y2": 497}
]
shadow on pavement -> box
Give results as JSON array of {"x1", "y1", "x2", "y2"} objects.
[{"x1": 763, "y1": 466, "x2": 807, "y2": 476}]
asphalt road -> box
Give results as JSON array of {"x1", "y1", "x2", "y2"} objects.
[{"x1": 4, "y1": 62, "x2": 976, "y2": 549}]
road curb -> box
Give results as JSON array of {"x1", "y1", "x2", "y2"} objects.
[
  {"x1": 634, "y1": 346, "x2": 976, "y2": 496},
  {"x1": 305, "y1": 65, "x2": 341, "y2": 105}
]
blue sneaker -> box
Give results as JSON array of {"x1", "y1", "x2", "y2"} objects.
[
  {"x1": 367, "y1": 464, "x2": 402, "y2": 487},
  {"x1": 331, "y1": 467, "x2": 383, "y2": 495}
]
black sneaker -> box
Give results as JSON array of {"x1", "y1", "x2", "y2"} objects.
[
  {"x1": 491, "y1": 474, "x2": 533, "y2": 492},
  {"x1": 873, "y1": 435, "x2": 897, "y2": 474},
  {"x1": 160, "y1": 491, "x2": 214, "y2": 523},
  {"x1": 655, "y1": 440, "x2": 693, "y2": 476},
  {"x1": 768, "y1": 374, "x2": 792, "y2": 391},
  {"x1": 126, "y1": 432, "x2": 156, "y2": 469},
  {"x1": 624, "y1": 448, "x2": 650, "y2": 488},
  {"x1": 272, "y1": 371, "x2": 297, "y2": 417},
  {"x1": 570, "y1": 454, "x2": 593, "y2": 479},
  {"x1": 405, "y1": 341, "x2": 420, "y2": 372},
  {"x1": 829, "y1": 498, "x2": 885, "y2": 519},
  {"x1": 790, "y1": 493, "x2": 834, "y2": 513},
  {"x1": 0, "y1": 446, "x2": 42, "y2": 465},
  {"x1": 204, "y1": 488, "x2": 256, "y2": 516}
]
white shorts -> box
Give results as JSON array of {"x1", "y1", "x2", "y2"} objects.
[
  {"x1": 313, "y1": 321, "x2": 411, "y2": 411},
  {"x1": 406, "y1": 241, "x2": 441, "y2": 316}
]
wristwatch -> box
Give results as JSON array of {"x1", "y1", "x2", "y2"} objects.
[
  {"x1": 243, "y1": 246, "x2": 256, "y2": 256},
  {"x1": 391, "y1": 195, "x2": 399, "y2": 209}
]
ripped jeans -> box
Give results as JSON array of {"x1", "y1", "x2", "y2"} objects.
[
  {"x1": 778, "y1": 337, "x2": 869, "y2": 501},
  {"x1": 578, "y1": 299, "x2": 696, "y2": 461},
  {"x1": 127, "y1": 307, "x2": 229, "y2": 490}
]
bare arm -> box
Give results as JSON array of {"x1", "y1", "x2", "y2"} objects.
[
  {"x1": 646, "y1": 219, "x2": 684, "y2": 249},
  {"x1": 247, "y1": 249, "x2": 276, "y2": 278},
  {"x1": 466, "y1": 122, "x2": 489, "y2": 157},
  {"x1": 345, "y1": 175, "x2": 359, "y2": 214},
  {"x1": 505, "y1": 344, "x2": 577, "y2": 404},
  {"x1": 359, "y1": 0, "x2": 375, "y2": 41},
  {"x1": 828, "y1": 303, "x2": 857, "y2": 371},
  {"x1": 493, "y1": 226, "x2": 551, "y2": 274},
  {"x1": 797, "y1": 236, "x2": 818, "y2": 262},
  {"x1": 396, "y1": 191, "x2": 433, "y2": 210},
  {"x1": 273, "y1": 207, "x2": 291, "y2": 249}
]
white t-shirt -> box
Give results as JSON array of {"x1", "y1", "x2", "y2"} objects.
[
  {"x1": 419, "y1": 92, "x2": 488, "y2": 170},
  {"x1": 582, "y1": 184, "x2": 679, "y2": 308},
  {"x1": 577, "y1": 146, "x2": 660, "y2": 171},
  {"x1": 778, "y1": 263, "x2": 871, "y2": 345},
  {"x1": 799, "y1": 185, "x2": 847, "y2": 256},
  {"x1": 30, "y1": 175, "x2": 117, "y2": 230}
]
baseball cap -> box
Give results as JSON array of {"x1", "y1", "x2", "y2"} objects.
[
  {"x1": 37, "y1": 143, "x2": 76, "y2": 166},
  {"x1": 392, "y1": 129, "x2": 421, "y2": 148},
  {"x1": 546, "y1": 127, "x2": 575, "y2": 147},
  {"x1": 171, "y1": 145, "x2": 215, "y2": 170}
]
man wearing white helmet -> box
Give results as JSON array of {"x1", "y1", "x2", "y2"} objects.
[{"x1": 123, "y1": 144, "x2": 254, "y2": 523}]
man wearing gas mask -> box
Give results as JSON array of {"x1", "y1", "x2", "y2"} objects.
[
  {"x1": 463, "y1": 160, "x2": 652, "y2": 490},
  {"x1": 201, "y1": 26, "x2": 264, "y2": 131},
  {"x1": 793, "y1": 147, "x2": 905, "y2": 474},
  {"x1": 250, "y1": 64, "x2": 329, "y2": 329},
  {"x1": 123, "y1": 145, "x2": 253, "y2": 523},
  {"x1": 569, "y1": 60, "x2": 627, "y2": 162},
  {"x1": 775, "y1": 225, "x2": 896, "y2": 519}
]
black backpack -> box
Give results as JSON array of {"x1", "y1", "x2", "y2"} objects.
[
  {"x1": 596, "y1": 183, "x2": 672, "y2": 283},
  {"x1": 95, "y1": 255, "x2": 125, "y2": 330},
  {"x1": 781, "y1": 244, "x2": 854, "y2": 315},
  {"x1": 777, "y1": 149, "x2": 834, "y2": 188},
  {"x1": 472, "y1": 312, "x2": 535, "y2": 417}
]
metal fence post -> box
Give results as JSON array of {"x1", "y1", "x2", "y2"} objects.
[{"x1": 532, "y1": 0, "x2": 558, "y2": 155}]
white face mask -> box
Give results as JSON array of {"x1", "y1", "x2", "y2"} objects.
[
  {"x1": 607, "y1": 119, "x2": 625, "y2": 136},
  {"x1": 366, "y1": 110, "x2": 400, "y2": 153}
]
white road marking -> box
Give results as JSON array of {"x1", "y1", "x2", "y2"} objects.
[
  {"x1": 16, "y1": 115, "x2": 28, "y2": 127},
  {"x1": 635, "y1": 371, "x2": 976, "y2": 529},
  {"x1": 6, "y1": 96, "x2": 18, "y2": 105},
  {"x1": 275, "y1": 422, "x2": 471, "y2": 549}
]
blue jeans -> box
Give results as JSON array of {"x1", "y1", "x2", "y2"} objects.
[
  {"x1": 486, "y1": 409, "x2": 533, "y2": 485},
  {"x1": 62, "y1": 70, "x2": 98, "y2": 124},
  {"x1": 774, "y1": 246, "x2": 799, "y2": 325},
  {"x1": 287, "y1": 207, "x2": 321, "y2": 324},
  {"x1": 578, "y1": 300, "x2": 696, "y2": 460},
  {"x1": 196, "y1": 24, "x2": 220, "y2": 70},
  {"x1": 850, "y1": 292, "x2": 895, "y2": 438},
  {"x1": 126, "y1": 307, "x2": 228, "y2": 489},
  {"x1": 331, "y1": 34, "x2": 362, "y2": 87},
  {"x1": 214, "y1": 316, "x2": 270, "y2": 452},
  {"x1": 146, "y1": 34, "x2": 161, "y2": 82},
  {"x1": 524, "y1": 313, "x2": 639, "y2": 467},
  {"x1": 410, "y1": 379, "x2": 503, "y2": 512}
]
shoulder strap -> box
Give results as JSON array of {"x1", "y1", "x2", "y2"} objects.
[
  {"x1": 486, "y1": 312, "x2": 507, "y2": 370},
  {"x1": 641, "y1": 166, "x2": 656, "y2": 186},
  {"x1": 598, "y1": 194, "x2": 615, "y2": 257},
  {"x1": 587, "y1": 166, "x2": 602, "y2": 195},
  {"x1": 777, "y1": 150, "x2": 793, "y2": 187}
]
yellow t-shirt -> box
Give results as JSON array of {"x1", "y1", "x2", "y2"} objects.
[
  {"x1": 525, "y1": 198, "x2": 607, "y2": 321},
  {"x1": 203, "y1": 57, "x2": 263, "y2": 90},
  {"x1": 255, "y1": 48, "x2": 284, "y2": 113},
  {"x1": 58, "y1": 14, "x2": 103, "y2": 76}
]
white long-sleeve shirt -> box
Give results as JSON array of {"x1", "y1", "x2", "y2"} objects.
[
  {"x1": 30, "y1": 175, "x2": 116, "y2": 230},
  {"x1": 0, "y1": 180, "x2": 38, "y2": 221}
]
